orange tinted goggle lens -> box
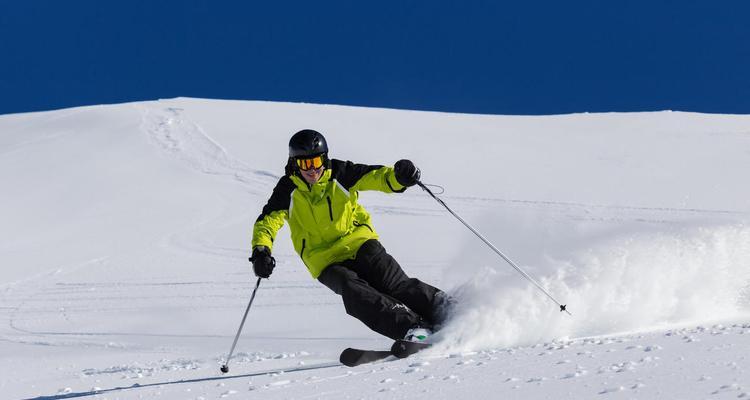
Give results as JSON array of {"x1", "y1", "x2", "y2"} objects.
[{"x1": 296, "y1": 155, "x2": 324, "y2": 171}]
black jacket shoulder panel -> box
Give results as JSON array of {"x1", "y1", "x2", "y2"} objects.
[
  {"x1": 330, "y1": 159, "x2": 384, "y2": 190},
  {"x1": 256, "y1": 175, "x2": 295, "y2": 222}
]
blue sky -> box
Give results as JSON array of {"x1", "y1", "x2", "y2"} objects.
[{"x1": 1, "y1": 1, "x2": 749, "y2": 115}]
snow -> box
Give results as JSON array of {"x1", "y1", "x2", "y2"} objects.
[{"x1": 1, "y1": 97, "x2": 749, "y2": 399}]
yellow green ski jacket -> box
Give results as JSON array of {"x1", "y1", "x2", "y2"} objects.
[{"x1": 252, "y1": 159, "x2": 407, "y2": 278}]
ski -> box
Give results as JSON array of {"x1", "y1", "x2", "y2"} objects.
[
  {"x1": 340, "y1": 347, "x2": 392, "y2": 367},
  {"x1": 340, "y1": 340, "x2": 432, "y2": 367},
  {"x1": 391, "y1": 339, "x2": 431, "y2": 358}
]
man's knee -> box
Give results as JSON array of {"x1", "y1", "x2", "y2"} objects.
[
  {"x1": 354, "y1": 239, "x2": 385, "y2": 262},
  {"x1": 318, "y1": 264, "x2": 352, "y2": 295}
]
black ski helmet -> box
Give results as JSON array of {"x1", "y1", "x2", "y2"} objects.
[{"x1": 289, "y1": 129, "x2": 328, "y2": 158}]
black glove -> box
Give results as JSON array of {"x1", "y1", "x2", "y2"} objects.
[
  {"x1": 394, "y1": 159, "x2": 420, "y2": 187},
  {"x1": 249, "y1": 246, "x2": 276, "y2": 278}
]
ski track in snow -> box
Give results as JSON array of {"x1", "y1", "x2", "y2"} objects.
[
  {"x1": 367, "y1": 193, "x2": 750, "y2": 226},
  {"x1": 139, "y1": 103, "x2": 278, "y2": 194}
]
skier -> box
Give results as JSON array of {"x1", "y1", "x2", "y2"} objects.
[{"x1": 250, "y1": 129, "x2": 451, "y2": 344}]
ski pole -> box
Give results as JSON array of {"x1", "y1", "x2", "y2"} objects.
[
  {"x1": 416, "y1": 181, "x2": 571, "y2": 316},
  {"x1": 220, "y1": 277, "x2": 263, "y2": 373}
]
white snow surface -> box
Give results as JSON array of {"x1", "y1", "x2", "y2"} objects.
[{"x1": 2, "y1": 97, "x2": 750, "y2": 399}]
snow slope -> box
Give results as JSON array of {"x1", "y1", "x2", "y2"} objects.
[{"x1": 1, "y1": 98, "x2": 749, "y2": 399}]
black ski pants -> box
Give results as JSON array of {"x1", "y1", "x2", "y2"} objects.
[{"x1": 317, "y1": 239, "x2": 443, "y2": 340}]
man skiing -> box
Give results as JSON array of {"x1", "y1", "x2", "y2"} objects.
[{"x1": 250, "y1": 129, "x2": 450, "y2": 343}]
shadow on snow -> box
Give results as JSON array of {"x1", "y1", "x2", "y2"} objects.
[{"x1": 24, "y1": 361, "x2": 342, "y2": 400}]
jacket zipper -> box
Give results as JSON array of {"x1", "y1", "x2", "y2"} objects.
[
  {"x1": 326, "y1": 196, "x2": 333, "y2": 221},
  {"x1": 300, "y1": 238, "x2": 306, "y2": 259}
]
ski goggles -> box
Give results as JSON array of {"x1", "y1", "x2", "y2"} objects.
[{"x1": 295, "y1": 155, "x2": 325, "y2": 171}]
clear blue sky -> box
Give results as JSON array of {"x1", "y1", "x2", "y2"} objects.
[{"x1": 1, "y1": 1, "x2": 749, "y2": 115}]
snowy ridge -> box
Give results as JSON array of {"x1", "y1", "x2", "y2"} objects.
[{"x1": 2, "y1": 98, "x2": 749, "y2": 399}]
